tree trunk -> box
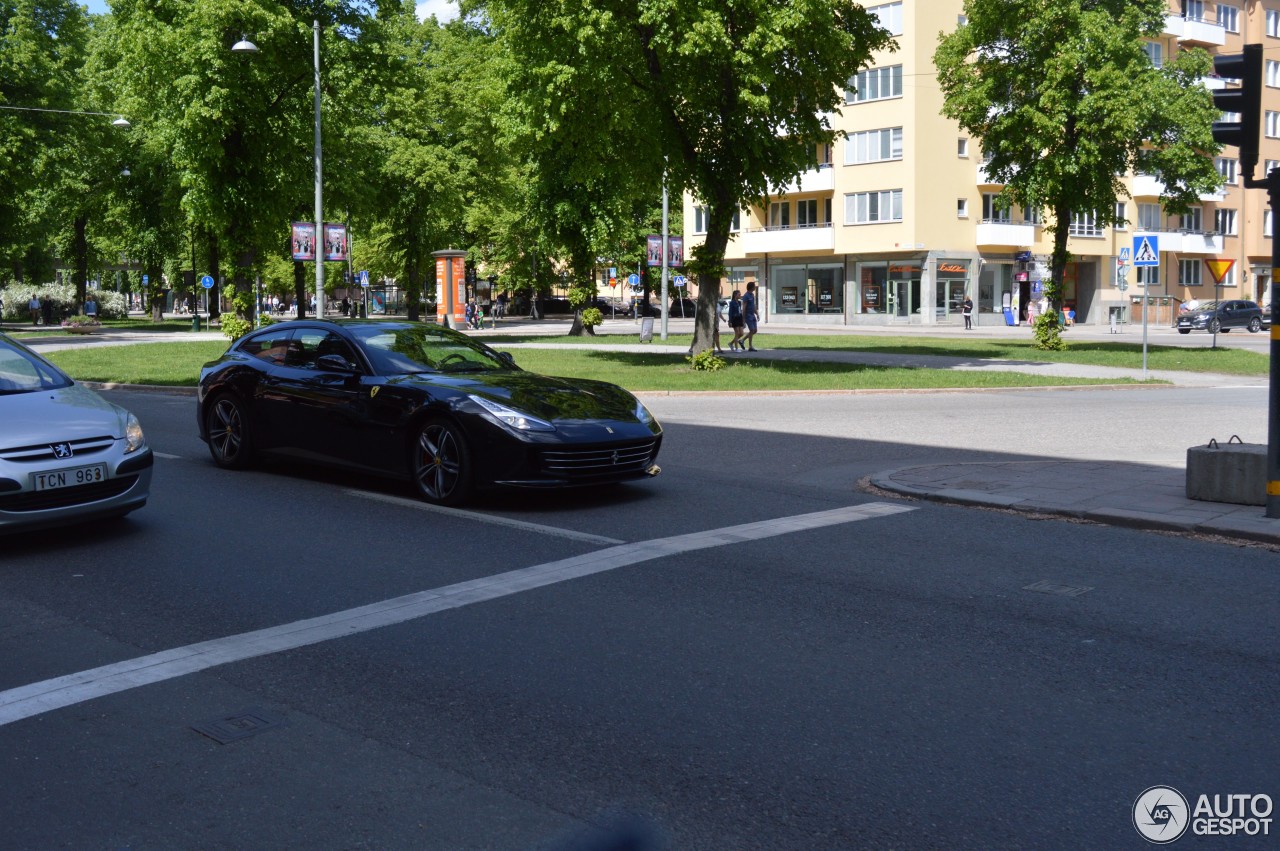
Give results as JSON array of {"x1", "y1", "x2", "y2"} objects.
[
  {"x1": 148, "y1": 264, "x2": 164, "y2": 322},
  {"x1": 407, "y1": 257, "x2": 421, "y2": 322},
  {"x1": 691, "y1": 204, "x2": 733, "y2": 354}
]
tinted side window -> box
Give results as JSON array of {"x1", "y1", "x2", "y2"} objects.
[
  {"x1": 239, "y1": 329, "x2": 295, "y2": 365},
  {"x1": 291, "y1": 330, "x2": 360, "y2": 371}
]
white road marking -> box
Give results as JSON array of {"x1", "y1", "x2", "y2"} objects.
[
  {"x1": 0, "y1": 502, "x2": 913, "y2": 727},
  {"x1": 154, "y1": 452, "x2": 181, "y2": 459},
  {"x1": 344, "y1": 489, "x2": 626, "y2": 545}
]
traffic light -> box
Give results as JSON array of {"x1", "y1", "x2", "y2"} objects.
[
  {"x1": 464, "y1": 262, "x2": 476, "y2": 287},
  {"x1": 1211, "y1": 43, "x2": 1262, "y2": 179}
]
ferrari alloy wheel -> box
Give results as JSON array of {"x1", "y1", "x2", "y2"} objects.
[
  {"x1": 412, "y1": 419, "x2": 473, "y2": 506},
  {"x1": 206, "y1": 395, "x2": 255, "y2": 469}
]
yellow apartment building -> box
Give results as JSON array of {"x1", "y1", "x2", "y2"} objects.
[{"x1": 683, "y1": 0, "x2": 1277, "y2": 328}]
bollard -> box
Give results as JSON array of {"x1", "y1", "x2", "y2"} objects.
[{"x1": 1186, "y1": 435, "x2": 1266, "y2": 505}]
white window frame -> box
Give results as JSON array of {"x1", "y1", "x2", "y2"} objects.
[
  {"x1": 1216, "y1": 157, "x2": 1238, "y2": 184},
  {"x1": 957, "y1": 138, "x2": 969, "y2": 157},
  {"x1": 1184, "y1": 0, "x2": 1205, "y2": 22},
  {"x1": 1137, "y1": 202, "x2": 1163, "y2": 231},
  {"x1": 1215, "y1": 208, "x2": 1237, "y2": 235},
  {"x1": 693, "y1": 207, "x2": 708, "y2": 234},
  {"x1": 868, "y1": 1, "x2": 903, "y2": 36},
  {"x1": 845, "y1": 65, "x2": 903, "y2": 104},
  {"x1": 1266, "y1": 208, "x2": 1274, "y2": 238},
  {"x1": 1181, "y1": 206, "x2": 1203, "y2": 232},
  {"x1": 844, "y1": 189, "x2": 904, "y2": 224},
  {"x1": 1144, "y1": 42, "x2": 1163, "y2": 68},
  {"x1": 1115, "y1": 202, "x2": 1127, "y2": 229},
  {"x1": 1268, "y1": 111, "x2": 1280, "y2": 138},
  {"x1": 1268, "y1": 60, "x2": 1280, "y2": 88},
  {"x1": 1269, "y1": 9, "x2": 1280, "y2": 37},
  {"x1": 796, "y1": 198, "x2": 819, "y2": 228},
  {"x1": 982, "y1": 192, "x2": 1010, "y2": 222},
  {"x1": 845, "y1": 127, "x2": 903, "y2": 164},
  {"x1": 1069, "y1": 211, "x2": 1103, "y2": 237},
  {"x1": 1180, "y1": 258, "x2": 1202, "y2": 286},
  {"x1": 1218, "y1": 4, "x2": 1240, "y2": 32},
  {"x1": 769, "y1": 201, "x2": 791, "y2": 229},
  {"x1": 957, "y1": 198, "x2": 969, "y2": 218}
]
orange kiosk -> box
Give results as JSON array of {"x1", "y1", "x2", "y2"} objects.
[{"x1": 432, "y1": 249, "x2": 467, "y2": 328}]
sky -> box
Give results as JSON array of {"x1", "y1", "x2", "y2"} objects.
[{"x1": 80, "y1": 1, "x2": 459, "y2": 24}]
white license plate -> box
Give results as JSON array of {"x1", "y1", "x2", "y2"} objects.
[{"x1": 31, "y1": 463, "x2": 108, "y2": 491}]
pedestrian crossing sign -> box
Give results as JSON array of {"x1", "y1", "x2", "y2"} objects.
[{"x1": 1132, "y1": 235, "x2": 1160, "y2": 267}]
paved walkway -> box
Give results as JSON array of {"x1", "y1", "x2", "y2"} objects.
[
  {"x1": 868, "y1": 460, "x2": 1280, "y2": 548},
  {"x1": 9, "y1": 316, "x2": 1278, "y2": 546}
]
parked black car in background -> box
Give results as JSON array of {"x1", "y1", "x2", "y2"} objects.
[
  {"x1": 1175, "y1": 299, "x2": 1264, "y2": 334},
  {"x1": 197, "y1": 320, "x2": 662, "y2": 506}
]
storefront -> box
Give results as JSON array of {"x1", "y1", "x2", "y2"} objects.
[{"x1": 771, "y1": 263, "x2": 844, "y2": 319}]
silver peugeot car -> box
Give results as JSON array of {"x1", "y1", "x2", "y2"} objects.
[{"x1": 0, "y1": 333, "x2": 151, "y2": 531}]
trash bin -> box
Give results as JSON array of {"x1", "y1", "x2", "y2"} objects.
[{"x1": 192, "y1": 314, "x2": 201, "y2": 332}]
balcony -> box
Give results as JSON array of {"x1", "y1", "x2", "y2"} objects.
[
  {"x1": 1162, "y1": 13, "x2": 1183, "y2": 37},
  {"x1": 775, "y1": 165, "x2": 835, "y2": 195},
  {"x1": 977, "y1": 162, "x2": 1001, "y2": 186},
  {"x1": 975, "y1": 220, "x2": 1036, "y2": 247},
  {"x1": 739, "y1": 224, "x2": 835, "y2": 254},
  {"x1": 1179, "y1": 17, "x2": 1226, "y2": 47},
  {"x1": 1178, "y1": 231, "x2": 1225, "y2": 254},
  {"x1": 1130, "y1": 173, "x2": 1166, "y2": 198}
]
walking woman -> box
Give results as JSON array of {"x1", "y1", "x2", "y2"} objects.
[{"x1": 726, "y1": 290, "x2": 746, "y2": 351}]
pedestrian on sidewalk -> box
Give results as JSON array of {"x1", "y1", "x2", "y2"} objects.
[
  {"x1": 727, "y1": 290, "x2": 745, "y2": 351},
  {"x1": 962, "y1": 294, "x2": 973, "y2": 330},
  {"x1": 28, "y1": 294, "x2": 40, "y2": 325},
  {"x1": 742, "y1": 281, "x2": 760, "y2": 351}
]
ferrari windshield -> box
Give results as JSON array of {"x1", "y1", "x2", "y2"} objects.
[
  {"x1": 352, "y1": 325, "x2": 510, "y2": 375},
  {"x1": 0, "y1": 337, "x2": 74, "y2": 394}
]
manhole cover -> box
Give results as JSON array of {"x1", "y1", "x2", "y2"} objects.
[
  {"x1": 191, "y1": 707, "x2": 288, "y2": 744},
  {"x1": 1023, "y1": 580, "x2": 1093, "y2": 597}
]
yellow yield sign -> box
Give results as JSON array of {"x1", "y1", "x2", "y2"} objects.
[{"x1": 1204, "y1": 258, "x2": 1236, "y2": 284}]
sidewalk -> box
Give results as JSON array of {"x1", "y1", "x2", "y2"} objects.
[{"x1": 869, "y1": 460, "x2": 1280, "y2": 547}]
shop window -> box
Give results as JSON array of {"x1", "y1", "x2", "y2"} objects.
[
  {"x1": 774, "y1": 265, "x2": 844, "y2": 314},
  {"x1": 858, "y1": 265, "x2": 887, "y2": 314}
]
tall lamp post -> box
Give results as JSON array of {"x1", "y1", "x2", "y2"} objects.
[{"x1": 234, "y1": 21, "x2": 325, "y2": 317}]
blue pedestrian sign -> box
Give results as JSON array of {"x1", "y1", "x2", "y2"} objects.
[
  {"x1": 673, "y1": 274, "x2": 687, "y2": 287},
  {"x1": 1132, "y1": 235, "x2": 1159, "y2": 267},
  {"x1": 200, "y1": 275, "x2": 214, "y2": 289},
  {"x1": 142, "y1": 274, "x2": 149, "y2": 286},
  {"x1": 359, "y1": 270, "x2": 369, "y2": 288}
]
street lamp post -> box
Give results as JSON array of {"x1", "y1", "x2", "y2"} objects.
[{"x1": 234, "y1": 21, "x2": 325, "y2": 318}]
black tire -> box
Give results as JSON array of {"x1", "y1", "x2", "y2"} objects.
[
  {"x1": 1208, "y1": 318, "x2": 1221, "y2": 333},
  {"x1": 1178, "y1": 329, "x2": 1191, "y2": 334},
  {"x1": 206, "y1": 394, "x2": 256, "y2": 469},
  {"x1": 1249, "y1": 317, "x2": 1262, "y2": 332},
  {"x1": 411, "y1": 419, "x2": 474, "y2": 506}
]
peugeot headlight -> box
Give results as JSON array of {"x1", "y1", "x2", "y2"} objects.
[
  {"x1": 469, "y1": 395, "x2": 555, "y2": 432},
  {"x1": 124, "y1": 412, "x2": 146, "y2": 454}
]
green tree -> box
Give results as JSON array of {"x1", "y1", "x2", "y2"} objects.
[
  {"x1": 935, "y1": 0, "x2": 1222, "y2": 349},
  {"x1": 472, "y1": 0, "x2": 892, "y2": 353}
]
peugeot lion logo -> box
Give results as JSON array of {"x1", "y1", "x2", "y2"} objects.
[{"x1": 51, "y1": 443, "x2": 73, "y2": 459}]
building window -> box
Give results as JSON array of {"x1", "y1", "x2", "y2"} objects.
[
  {"x1": 1270, "y1": 9, "x2": 1280, "y2": 37},
  {"x1": 957, "y1": 198, "x2": 969, "y2": 218},
  {"x1": 1180, "y1": 206, "x2": 1203, "y2": 232},
  {"x1": 1269, "y1": 60, "x2": 1280, "y2": 88},
  {"x1": 1218, "y1": 4, "x2": 1240, "y2": 32},
  {"x1": 982, "y1": 192, "x2": 1010, "y2": 222},
  {"x1": 694, "y1": 207, "x2": 708, "y2": 234},
  {"x1": 1184, "y1": 0, "x2": 1205, "y2": 22},
  {"x1": 1267, "y1": 111, "x2": 1280, "y2": 139},
  {"x1": 1215, "y1": 208, "x2": 1237, "y2": 235},
  {"x1": 1115, "y1": 202, "x2": 1127, "y2": 229},
  {"x1": 1069, "y1": 211, "x2": 1103, "y2": 237},
  {"x1": 845, "y1": 189, "x2": 904, "y2": 224},
  {"x1": 1137, "y1": 202, "x2": 1162, "y2": 231},
  {"x1": 845, "y1": 127, "x2": 903, "y2": 164},
  {"x1": 1267, "y1": 159, "x2": 1280, "y2": 176},
  {"x1": 845, "y1": 65, "x2": 903, "y2": 104},
  {"x1": 1144, "y1": 42, "x2": 1163, "y2": 68},
  {"x1": 797, "y1": 199, "x2": 819, "y2": 227},
  {"x1": 957, "y1": 138, "x2": 968, "y2": 157},
  {"x1": 1216, "y1": 157, "x2": 1237, "y2": 184},
  {"x1": 1180, "y1": 259, "x2": 1202, "y2": 286},
  {"x1": 868, "y1": 1, "x2": 903, "y2": 35},
  {"x1": 730, "y1": 209, "x2": 741, "y2": 232},
  {"x1": 769, "y1": 202, "x2": 791, "y2": 229},
  {"x1": 1267, "y1": 209, "x2": 1274, "y2": 237},
  {"x1": 1024, "y1": 207, "x2": 1042, "y2": 226}
]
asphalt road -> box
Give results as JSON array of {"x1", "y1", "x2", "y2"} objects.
[{"x1": 0, "y1": 386, "x2": 1276, "y2": 849}]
